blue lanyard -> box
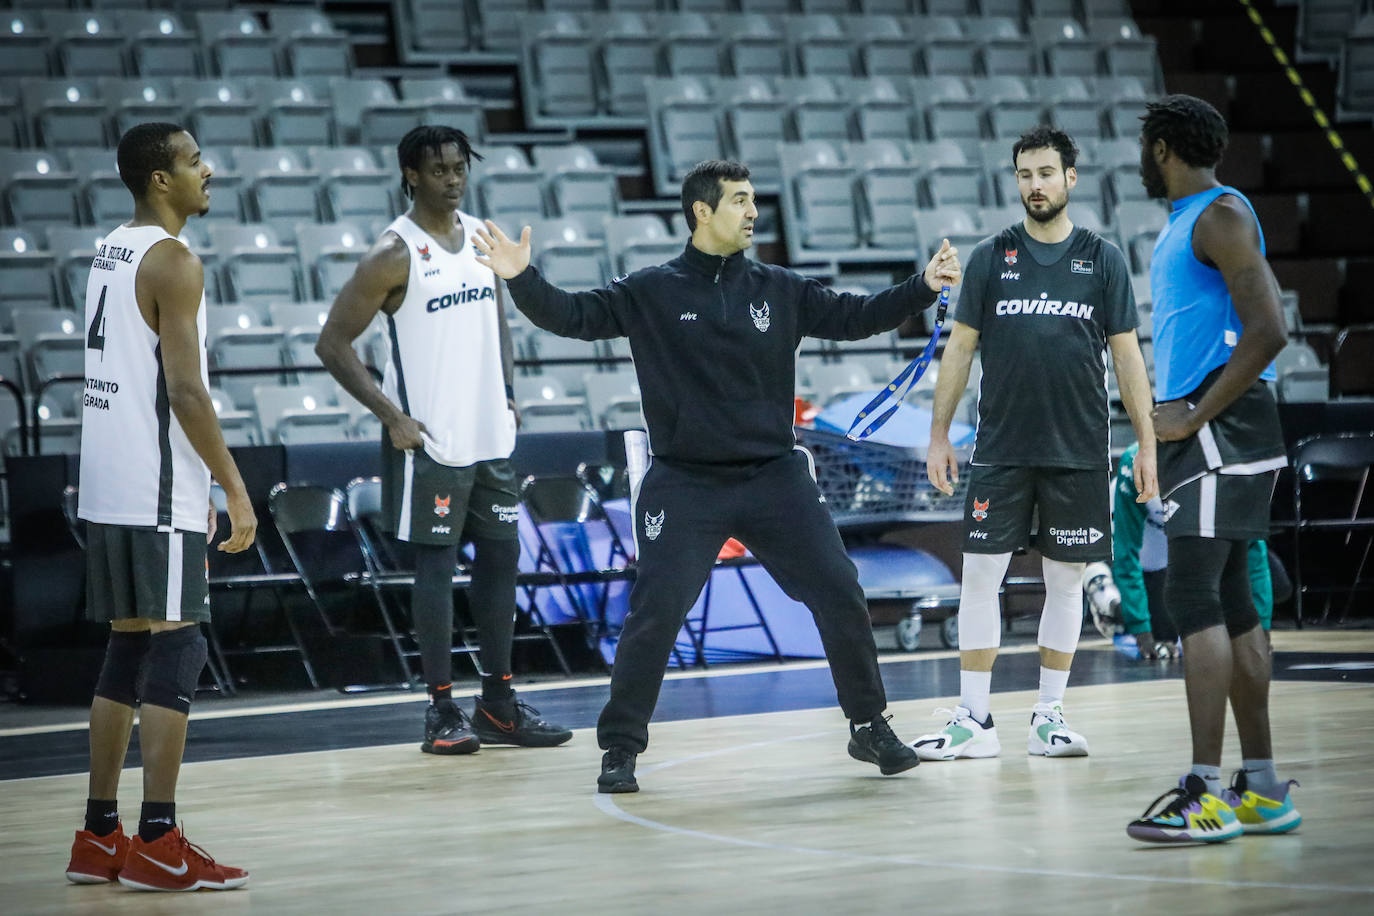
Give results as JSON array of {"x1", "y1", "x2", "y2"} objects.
[{"x1": 845, "y1": 285, "x2": 950, "y2": 442}]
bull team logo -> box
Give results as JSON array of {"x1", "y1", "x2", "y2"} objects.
[
  {"x1": 417, "y1": 243, "x2": 432, "y2": 262},
  {"x1": 749, "y1": 301, "x2": 770, "y2": 332},
  {"x1": 434, "y1": 494, "x2": 451, "y2": 517},
  {"x1": 1004, "y1": 249, "x2": 1017, "y2": 266},
  {"x1": 972, "y1": 497, "x2": 989, "y2": 522},
  {"x1": 644, "y1": 509, "x2": 665, "y2": 540}
]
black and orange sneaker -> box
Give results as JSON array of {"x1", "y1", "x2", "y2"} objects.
[
  {"x1": 470, "y1": 694, "x2": 572, "y2": 747},
  {"x1": 421, "y1": 702, "x2": 480, "y2": 755}
]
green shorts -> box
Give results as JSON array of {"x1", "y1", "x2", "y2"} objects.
[
  {"x1": 380, "y1": 441, "x2": 520, "y2": 545},
  {"x1": 86, "y1": 522, "x2": 211, "y2": 623}
]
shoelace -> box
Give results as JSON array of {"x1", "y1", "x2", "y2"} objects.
[
  {"x1": 176, "y1": 826, "x2": 219, "y2": 869},
  {"x1": 605, "y1": 747, "x2": 633, "y2": 768},
  {"x1": 1137, "y1": 785, "x2": 1199, "y2": 821},
  {"x1": 930, "y1": 706, "x2": 969, "y2": 727},
  {"x1": 867, "y1": 714, "x2": 905, "y2": 749},
  {"x1": 1033, "y1": 706, "x2": 1066, "y2": 727}
]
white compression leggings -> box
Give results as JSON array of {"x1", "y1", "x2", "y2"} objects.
[{"x1": 956, "y1": 553, "x2": 1087, "y2": 654}]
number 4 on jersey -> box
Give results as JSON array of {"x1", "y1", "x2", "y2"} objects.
[{"x1": 87, "y1": 285, "x2": 107, "y2": 355}]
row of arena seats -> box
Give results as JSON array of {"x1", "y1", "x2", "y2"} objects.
[
  {"x1": 403, "y1": 0, "x2": 1138, "y2": 58},
  {"x1": 645, "y1": 73, "x2": 1153, "y2": 194},
  {"x1": 516, "y1": 10, "x2": 1159, "y2": 126},
  {"x1": 1, "y1": 76, "x2": 488, "y2": 149},
  {"x1": 773, "y1": 139, "x2": 1165, "y2": 266},
  {"x1": 1294, "y1": 1, "x2": 1374, "y2": 117},
  {"x1": 0, "y1": 8, "x2": 352, "y2": 80},
  {"x1": 0, "y1": 141, "x2": 623, "y2": 236},
  {"x1": 0, "y1": 208, "x2": 688, "y2": 328}
]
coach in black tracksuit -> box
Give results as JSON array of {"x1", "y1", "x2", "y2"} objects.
[{"x1": 474, "y1": 160, "x2": 962, "y2": 793}]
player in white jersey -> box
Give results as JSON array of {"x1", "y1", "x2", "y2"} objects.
[
  {"x1": 317, "y1": 125, "x2": 571, "y2": 754},
  {"x1": 66, "y1": 123, "x2": 256, "y2": 892}
]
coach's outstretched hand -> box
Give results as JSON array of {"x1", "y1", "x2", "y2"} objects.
[
  {"x1": 474, "y1": 220, "x2": 532, "y2": 280},
  {"x1": 923, "y1": 238, "x2": 962, "y2": 293}
]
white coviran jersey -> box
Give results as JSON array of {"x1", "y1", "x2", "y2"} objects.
[
  {"x1": 382, "y1": 211, "x2": 515, "y2": 467},
  {"x1": 78, "y1": 224, "x2": 211, "y2": 533}
]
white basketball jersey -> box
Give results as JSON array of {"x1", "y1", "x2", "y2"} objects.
[
  {"x1": 382, "y1": 211, "x2": 515, "y2": 467},
  {"x1": 78, "y1": 224, "x2": 211, "y2": 533}
]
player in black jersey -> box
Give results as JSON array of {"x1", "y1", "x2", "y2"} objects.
[{"x1": 917, "y1": 127, "x2": 1157, "y2": 761}]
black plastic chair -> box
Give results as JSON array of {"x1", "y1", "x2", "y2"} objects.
[
  {"x1": 208, "y1": 484, "x2": 320, "y2": 691},
  {"x1": 1291, "y1": 432, "x2": 1374, "y2": 625},
  {"x1": 269, "y1": 481, "x2": 413, "y2": 692}
]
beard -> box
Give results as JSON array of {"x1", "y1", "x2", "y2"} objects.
[
  {"x1": 1140, "y1": 155, "x2": 1168, "y2": 199},
  {"x1": 1022, "y1": 194, "x2": 1068, "y2": 224}
]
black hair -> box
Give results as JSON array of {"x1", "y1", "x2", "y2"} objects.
[
  {"x1": 1140, "y1": 94, "x2": 1229, "y2": 169},
  {"x1": 681, "y1": 159, "x2": 751, "y2": 231},
  {"x1": 116, "y1": 122, "x2": 186, "y2": 197},
  {"x1": 396, "y1": 125, "x2": 483, "y2": 200},
  {"x1": 1011, "y1": 126, "x2": 1078, "y2": 172}
]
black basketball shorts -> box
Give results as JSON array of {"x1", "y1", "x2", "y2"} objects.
[
  {"x1": 86, "y1": 522, "x2": 211, "y2": 623},
  {"x1": 962, "y1": 465, "x2": 1112, "y2": 562},
  {"x1": 380, "y1": 440, "x2": 520, "y2": 546},
  {"x1": 1164, "y1": 469, "x2": 1277, "y2": 542}
]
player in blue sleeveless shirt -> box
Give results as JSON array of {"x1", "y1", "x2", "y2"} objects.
[{"x1": 1126, "y1": 96, "x2": 1301, "y2": 845}]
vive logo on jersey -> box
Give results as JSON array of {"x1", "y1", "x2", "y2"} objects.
[
  {"x1": 972, "y1": 497, "x2": 989, "y2": 522},
  {"x1": 426, "y1": 284, "x2": 496, "y2": 312},
  {"x1": 680, "y1": 311, "x2": 697, "y2": 321},
  {"x1": 644, "y1": 509, "x2": 665, "y2": 540},
  {"x1": 491, "y1": 503, "x2": 519, "y2": 524},
  {"x1": 431, "y1": 524, "x2": 451, "y2": 535},
  {"x1": 434, "y1": 495, "x2": 451, "y2": 517},
  {"x1": 1000, "y1": 270, "x2": 1020, "y2": 280},
  {"x1": 749, "y1": 301, "x2": 771, "y2": 332},
  {"x1": 1049, "y1": 526, "x2": 1104, "y2": 547},
  {"x1": 1071, "y1": 258, "x2": 1094, "y2": 275},
  {"x1": 1004, "y1": 248, "x2": 1018, "y2": 266},
  {"x1": 995, "y1": 291, "x2": 1095, "y2": 320}
]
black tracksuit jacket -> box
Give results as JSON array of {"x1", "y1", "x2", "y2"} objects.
[{"x1": 505, "y1": 241, "x2": 938, "y2": 466}]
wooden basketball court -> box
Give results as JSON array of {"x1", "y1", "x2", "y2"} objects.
[{"x1": 2, "y1": 631, "x2": 1372, "y2": 914}]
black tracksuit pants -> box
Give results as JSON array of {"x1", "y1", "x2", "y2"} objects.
[{"x1": 596, "y1": 449, "x2": 888, "y2": 752}]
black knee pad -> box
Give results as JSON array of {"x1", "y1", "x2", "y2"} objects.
[
  {"x1": 1223, "y1": 603, "x2": 1261, "y2": 638},
  {"x1": 94, "y1": 629, "x2": 151, "y2": 707},
  {"x1": 140, "y1": 625, "x2": 208, "y2": 714}
]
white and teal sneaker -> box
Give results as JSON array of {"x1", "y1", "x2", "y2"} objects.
[
  {"x1": 1027, "y1": 702, "x2": 1089, "y2": 757},
  {"x1": 911, "y1": 706, "x2": 1000, "y2": 761}
]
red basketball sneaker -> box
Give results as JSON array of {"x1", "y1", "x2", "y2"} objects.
[
  {"x1": 117, "y1": 827, "x2": 248, "y2": 892},
  {"x1": 65, "y1": 823, "x2": 129, "y2": 884}
]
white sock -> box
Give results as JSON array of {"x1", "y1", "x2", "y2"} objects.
[
  {"x1": 1037, "y1": 666, "x2": 1070, "y2": 708},
  {"x1": 959, "y1": 669, "x2": 992, "y2": 724}
]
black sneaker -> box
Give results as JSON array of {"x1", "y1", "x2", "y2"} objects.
[
  {"x1": 848, "y1": 714, "x2": 920, "y2": 775},
  {"x1": 421, "y1": 702, "x2": 480, "y2": 755},
  {"x1": 470, "y1": 695, "x2": 573, "y2": 747},
  {"x1": 597, "y1": 746, "x2": 638, "y2": 794}
]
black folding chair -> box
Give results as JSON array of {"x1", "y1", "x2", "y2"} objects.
[
  {"x1": 1291, "y1": 432, "x2": 1374, "y2": 626},
  {"x1": 344, "y1": 476, "x2": 484, "y2": 678},
  {"x1": 207, "y1": 484, "x2": 320, "y2": 691},
  {"x1": 269, "y1": 481, "x2": 414, "y2": 692}
]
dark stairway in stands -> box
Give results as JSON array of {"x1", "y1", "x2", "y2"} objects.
[{"x1": 1132, "y1": 0, "x2": 1374, "y2": 372}]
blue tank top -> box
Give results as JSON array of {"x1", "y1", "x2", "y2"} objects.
[{"x1": 1149, "y1": 186, "x2": 1277, "y2": 401}]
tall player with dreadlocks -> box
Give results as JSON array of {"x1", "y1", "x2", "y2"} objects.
[
  {"x1": 1126, "y1": 95, "x2": 1300, "y2": 844},
  {"x1": 317, "y1": 126, "x2": 571, "y2": 755}
]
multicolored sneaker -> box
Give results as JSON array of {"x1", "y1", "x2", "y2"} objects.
[
  {"x1": 1222, "y1": 771, "x2": 1302, "y2": 835},
  {"x1": 1027, "y1": 702, "x2": 1089, "y2": 757},
  {"x1": 65, "y1": 822, "x2": 129, "y2": 883},
  {"x1": 1127, "y1": 774, "x2": 1242, "y2": 844},
  {"x1": 911, "y1": 706, "x2": 1000, "y2": 761}
]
